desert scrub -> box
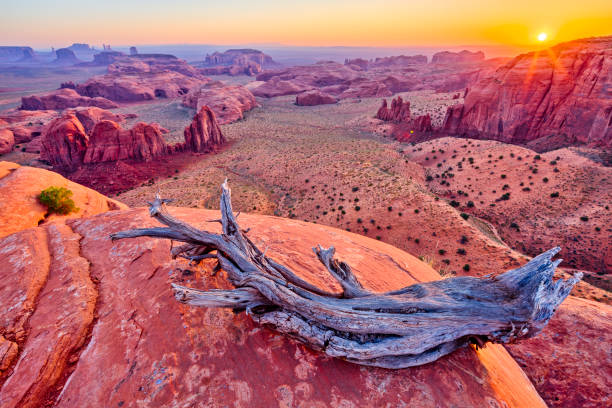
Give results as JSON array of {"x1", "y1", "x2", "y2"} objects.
[{"x1": 38, "y1": 186, "x2": 79, "y2": 215}]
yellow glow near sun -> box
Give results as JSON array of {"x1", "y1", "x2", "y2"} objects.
[{"x1": 538, "y1": 32, "x2": 548, "y2": 42}]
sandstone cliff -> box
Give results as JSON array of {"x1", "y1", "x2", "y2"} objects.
[{"x1": 442, "y1": 36, "x2": 612, "y2": 150}]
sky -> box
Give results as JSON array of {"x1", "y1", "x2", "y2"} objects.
[{"x1": 1, "y1": 0, "x2": 611, "y2": 50}]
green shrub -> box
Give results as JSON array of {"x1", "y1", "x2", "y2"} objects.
[
  {"x1": 463, "y1": 264, "x2": 470, "y2": 272},
  {"x1": 38, "y1": 186, "x2": 79, "y2": 215},
  {"x1": 460, "y1": 213, "x2": 469, "y2": 220}
]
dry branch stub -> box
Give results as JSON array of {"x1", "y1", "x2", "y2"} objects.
[{"x1": 110, "y1": 181, "x2": 581, "y2": 369}]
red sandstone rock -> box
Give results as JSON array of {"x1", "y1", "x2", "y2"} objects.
[
  {"x1": 295, "y1": 90, "x2": 338, "y2": 106},
  {"x1": 432, "y1": 50, "x2": 485, "y2": 64},
  {"x1": 0, "y1": 161, "x2": 127, "y2": 238},
  {"x1": 76, "y1": 71, "x2": 205, "y2": 102},
  {"x1": 442, "y1": 36, "x2": 612, "y2": 149},
  {"x1": 376, "y1": 96, "x2": 411, "y2": 122},
  {"x1": 370, "y1": 55, "x2": 428, "y2": 67},
  {"x1": 107, "y1": 54, "x2": 203, "y2": 78},
  {"x1": 7, "y1": 125, "x2": 42, "y2": 144},
  {"x1": 52, "y1": 48, "x2": 81, "y2": 65},
  {"x1": 0, "y1": 109, "x2": 58, "y2": 125},
  {"x1": 182, "y1": 82, "x2": 257, "y2": 124},
  {"x1": 70, "y1": 106, "x2": 128, "y2": 133},
  {"x1": 40, "y1": 114, "x2": 89, "y2": 169},
  {"x1": 0, "y1": 129, "x2": 14, "y2": 154},
  {"x1": 184, "y1": 106, "x2": 225, "y2": 152},
  {"x1": 253, "y1": 59, "x2": 497, "y2": 100},
  {"x1": 20, "y1": 88, "x2": 118, "y2": 111},
  {"x1": 0, "y1": 206, "x2": 550, "y2": 407},
  {"x1": 251, "y1": 78, "x2": 315, "y2": 97},
  {"x1": 83, "y1": 120, "x2": 168, "y2": 163},
  {"x1": 506, "y1": 296, "x2": 612, "y2": 407},
  {"x1": 203, "y1": 49, "x2": 277, "y2": 75}
]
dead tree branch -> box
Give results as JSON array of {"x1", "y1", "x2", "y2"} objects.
[{"x1": 110, "y1": 181, "x2": 581, "y2": 368}]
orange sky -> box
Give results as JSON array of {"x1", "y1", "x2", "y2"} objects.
[{"x1": 1, "y1": 0, "x2": 611, "y2": 49}]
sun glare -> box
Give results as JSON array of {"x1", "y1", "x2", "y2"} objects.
[{"x1": 538, "y1": 32, "x2": 548, "y2": 42}]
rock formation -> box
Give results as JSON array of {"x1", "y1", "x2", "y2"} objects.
[
  {"x1": 0, "y1": 129, "x2": 15, "y2": 154},
  {"x1": 252, "y1": 58, "x2": 496, "y2": 100},
  {"x1": 442, "y1": 36, "x2": 612, "y2": 150},
  {"x1": 376, "y1": 96, "x2": 411, "y2": 122},
  {"x1": 182, "y1": 82, "x2": 257, "y2": 124},
  {"x1": 183, "y1": 106, "x2": 225, "y2": 152},
  {"x1": 0, "y1": 161, "x2": 126, "y2": 238},
  {"x1": 410, "y1": 113, "x2": 433, "y2": 132},
  {"x1": 295, "y1": 90, "x2": 338, "y2": 106},
  {"x1": 0, "y1": 46, "x2": 35, "y2": 62},
  {"x1": 40, "y1": 114, "x2": 89, "y2": 169},
  {"x1": 202, "y1": 49, "x2": 278, "y2": 76},
  {"x1": 83, "y1": 121, "x2": 168, "y2": 163},
  {"x1": 432, "y1": 50, "x2": 485, "y2": 64},
  {"x1": 90, "y1": 51, "x2": 125, "y2": 66},
  {"x1": 20, "y1": 88, "x2": 118, "y2": 111},
  {"x1": 52, "y1": 48, "x2": 81, "y2": 65},
  {"x1": 0, "y1": 202, "x2": 547, "y2": 407},
  {"x1": 72, "y1": 107, "x2": 131, "y2": 133},
  {"x1": 370, "y1": 55, "x2": 428, "y2": 67},
  {"x1": 39, "y1": 105, "x2": 224, "y2": 169},
  {"x1": 75, "y1": 56, "x2": 208, "y2": 103},
  {"x1": 129, "y1": 46, "x2": 138, "y2": 55},
  {"x1": 375, "y1": 96, "x2": 434, "y2": 134}
]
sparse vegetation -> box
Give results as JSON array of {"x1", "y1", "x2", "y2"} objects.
[{"x1": 38, "y1": 186, "x2": 79, "y2": 215}]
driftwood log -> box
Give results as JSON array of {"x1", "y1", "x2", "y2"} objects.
[{"x1": 111, "y1": 181, "x2": 582, "y2": 368}]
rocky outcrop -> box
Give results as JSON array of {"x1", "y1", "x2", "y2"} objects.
[
  {"x1": 75, "y1": 71, "x2": 204, "y2": 102},
  {"x1": 432, "y1": 50, "x2": 485, "y2": 64},
  {"x1": 53, "y1": 48, "x2": 81, "y2": 65},
  {"x1": 0, "y1": 129, "x2": 14, "y2": 154},
  {"x1": 40, "y1": 114, "x2": 89, "y2": 169},
  {"x1": 204, "y1": 48, "x2": 278, "y2": 69},
  {"x1": 0, "y1": 161, "x2": 127, "y2": 238},
  {"x1": 83, "y1": 121, "x2": 168, "y2": 163},
  {"x1": 251, "y1": 78, "x2": 315, "y2": 97},
  {"x1": 0, "y1": 202, "x2": 554, "y2": 408},
  {"x1": 183, "y1": 106, "x2": 225, "y2": 152},
  {"x1": 0, "y1": 46, "x2": 35, "y2": 62},
  {"x1": 375, "y1": 97, "x2": 434, "y2": 140},
  {"x1": 70, "y1": 107, "x2": 131, "y2": 133},
  {"x1": 20, "y1": 89, "x2": 118, "y2": 111},
  {"x1": 253, "y1": 58, "x2": 496, "y2": 100},
  {"x1": 410, "y1": 113, "x2": 433, "y2": 132},
  {"x1": 295, "y1": 90, "x2": 338, "y2": 106},
  {"x1": 107, "y1": 54, "x2": 203, "y2": 78},
  {"x1": 371, "y1": 55, "x2": 428, "y2": 67},
  {"x1": 90, "y1": 51, "x2": 125, "y2": 66},
  {"x1": 376, "y1": 96, "x2": 411, "y2": 122},
  {"x1": 442, "y1": 36, "x2": 612, "y2": 149},
  {"x1": 182, "y1": 83, "x2": 257, "y2": 124}
]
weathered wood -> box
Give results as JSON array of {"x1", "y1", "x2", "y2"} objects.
[{"x1": 110, "y1": 181, "x2": 582, "y2": 368}]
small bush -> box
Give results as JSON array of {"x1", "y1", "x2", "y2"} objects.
[
  {"x1": 457, "y1": 248, "x2": 466, "y2": 255},
  {"x1": 550, "y1": 192, "x2": 560, "y2": 198},
  {"x1": 460, "y1": 213, "x2": 469, "y2": 220},
  {"x1": 463, "y1": 264, "x2": 470, "y2": 272},
  {"x1": 438, "y1": 249, "x2": 446, "y2": 255},
  {"x1": 38, "y1": 186, "x2": 79, "y2": 215},
  {"x1": 580, "y1": 216, "x2": 589, "y2": 222}
]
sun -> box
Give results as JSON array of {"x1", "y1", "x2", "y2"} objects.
[{"x1": 538, "y1": 32, "x2": 548, "y2": 42}]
